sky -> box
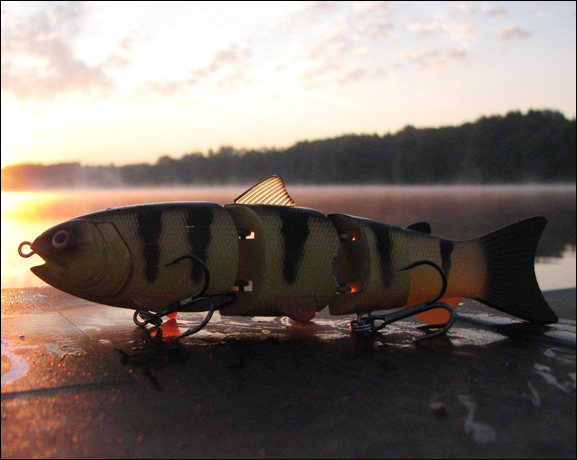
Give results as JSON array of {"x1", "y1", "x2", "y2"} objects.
[{"x1": 1, "y1": 1, "x2": 576, "y2": 168}]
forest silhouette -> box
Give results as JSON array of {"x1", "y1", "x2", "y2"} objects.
[{"x1": 2, "y1": 109, "x2": 575, "y2": 190}]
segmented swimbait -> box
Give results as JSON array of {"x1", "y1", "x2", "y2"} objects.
[{"x1": 19, "y1": 176, "x2": 557, "y2": 339}]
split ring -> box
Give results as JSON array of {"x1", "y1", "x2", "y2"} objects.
[{"x1": 18, "y1": 241, "x2": 35, "y2": 258}]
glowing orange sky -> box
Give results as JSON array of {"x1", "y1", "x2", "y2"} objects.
[{"x1": 1, "y1": 1, "x2": 575, "y2": 168}]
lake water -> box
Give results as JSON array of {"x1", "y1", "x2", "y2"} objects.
[{"x1": 1, "y1": 185, "x2": 575, "y2": 292}]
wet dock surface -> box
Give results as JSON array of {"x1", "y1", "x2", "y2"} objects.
[{"x1": 2, "y1": 287, "x2": 575, "y2": 458}]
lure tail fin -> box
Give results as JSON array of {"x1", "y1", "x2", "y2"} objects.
[{"x1": 475, "y1": 216, "x2": 558, "y2": 324}]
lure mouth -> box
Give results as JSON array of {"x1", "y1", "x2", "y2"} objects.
[
  {"x1": 30, "y1": 256, "x2": 67, "y2": 279},
  {"x1": 19, "y1": 241, "x2": 67, "y2": 279}
]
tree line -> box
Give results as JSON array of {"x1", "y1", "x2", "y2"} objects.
[{"x1": 2, "y1": 109, "x2": 575, "y2": 190}]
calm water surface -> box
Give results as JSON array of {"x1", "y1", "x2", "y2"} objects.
[{"x1": 1, "y1": 185, "x2": 575, "y2": 291}]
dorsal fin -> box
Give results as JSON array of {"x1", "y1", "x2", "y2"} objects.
[
  {"x1": 407, "y1": 222, "x2": 432, "y2": 234},
  {"x1": 234, "y1": 176, "x2": 296, "y2": 206}
]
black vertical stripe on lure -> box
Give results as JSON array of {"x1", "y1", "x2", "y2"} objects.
[
  {"x1": 136, "y1": 206, "x2": 164, "y2": 283},
  {"x1": 366, "y1": 220, "x2": 394, "y2": 288},
  {"x1": 186, "y1": 207, "x2": 214, "y2": 283},
  {"x1": 277, "y1": 208, "x2": 310, "y2": 285},
  {"x1": 440, "y1": 238, "x2": 454, "y2": 278}
]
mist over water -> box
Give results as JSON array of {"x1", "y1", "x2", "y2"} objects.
[{"x1": 1, "y1": 185, "x2": 575, "y2": 291}]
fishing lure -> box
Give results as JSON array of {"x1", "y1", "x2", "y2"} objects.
[{"x1": 18, "y1": 176, "x2": 558, "y2": 340}]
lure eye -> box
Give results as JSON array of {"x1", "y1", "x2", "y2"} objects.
[{"x1": 52, "y1": 229, "x2": 69, "y2": 249}]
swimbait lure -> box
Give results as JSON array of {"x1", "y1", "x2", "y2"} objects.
[{"x1": 19, "y1": 176, "x2": 557, "y2": 340}]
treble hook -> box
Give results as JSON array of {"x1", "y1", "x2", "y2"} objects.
[
  {"x1": 350, "y1": 260, "x2": 456, "y2": 342},
  {"x1": 133, "y1": 254, "x2": 236, "y2": 338}
]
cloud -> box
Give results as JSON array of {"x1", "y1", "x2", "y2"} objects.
[
  {"x1": 265, "y1": 1, "x2": 399, "y2": 91},
  {"x1": 337, "y1": 65, "x2": 364, "y2": 84},
  {"x1": 293, "y1": 59, "x2": 344, "y2": 90},
  {"x1": 1, "y1": 2, "x2": 108, "y2": 101},
  {"x1": 1, "y1": 1, "x2": 491, "y2": 105},
  {"x1": 1, "y1": 2, "x2": 147, "y2": 103},
  {"x1": 140, "y1": 43, "x2": 253, "y2": 96},
  {"x1": 268, "y1": 4, "x2": 366, "y2": 89},
  {"x1": 482, "y1": 5, "x2": 509, "y2": 18},
  {"x1": 442, "y1": 22, "x2": 476, "y2": 37},
  {"x1": 2, "y1": 2, "x2": 252, "y2": 103},
  {"x1": 271, "y1": 17, "x2": 302, "y2": 32},
  {"x1": 498, "y1": 25, "x2": 531, "y2": 40},
  {"x1": 449, "y1": 47, "x2": 468, "y2": 60},
  {"x1": 441, "y1": 22, "x2": 476, "y2": 47},
  {"x1": 308, "y1": 1, "x2": 338, "y2": 11},
  {"x1": 197, "y1": 44, "x2": 251, "y2": 77},
  {"x1": 407, "y1": 21, "x2": 439, "y2": 36},
  {"x1": 351, "y1": 1, "x2": 393, "y2": 17},
  {"x1": 270, "y1": 1, "x2": 484, "y2": 90},
  {"x1": 357, "y1": 19, "x2": 393, "y2": 41},
  {"x1": 399, "y1": 48, "x2": 446, "y2": 73},
  {"x1": 103, "y1": 27, "x2": 151, "y2": 69},
  {"x1": 459, "y1": 4, "x2": 475, "y2": 14}
]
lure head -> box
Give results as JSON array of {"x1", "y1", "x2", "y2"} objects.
[{"x1": 19, "y1": 219, "x2": 132, "y2": 304}]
